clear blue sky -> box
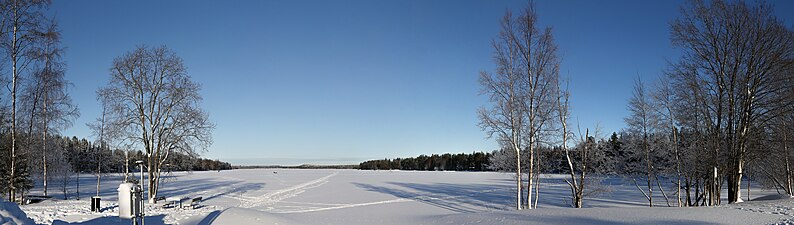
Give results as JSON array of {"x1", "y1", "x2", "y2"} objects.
[{"x1": 52, "y1": 0, "x2": 794, "y2": 165}]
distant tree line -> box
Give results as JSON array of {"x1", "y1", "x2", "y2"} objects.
[
  {"x1": 54, "y1": 135, "x2": 231, "y2": 174},
  {"x1": 236, "y1": 164, "x2": 358, "y2": 170},
  {"x1": 1, "y1": 132, "x2": 229, "y2": 201},
  {"x1": 488, "y1": 133, "x2": 624, "y2": 174},
  {"x1": 359, "y1": 152, "x2": 491, "y2": 171}
]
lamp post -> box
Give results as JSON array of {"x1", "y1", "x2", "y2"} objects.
[{"x1": 135, "y1": 160, "x2": 146, "y2": 225}]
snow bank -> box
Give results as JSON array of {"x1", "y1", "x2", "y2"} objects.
[
  {"x1": 0, "y1": 200, "x2": 36, "y2": 225},
  {"x1": 752, "y1": 194, "x2": 792, "y2": 201},
  {"x1": 210, "y1": 207, "x2": 295, "y2": 224},
  {"x1": 433, "y1": 206, "x2": 784, "y2": 225}
]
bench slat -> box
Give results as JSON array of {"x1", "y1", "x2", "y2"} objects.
[{"x1": 181, "y1": 197, "x2": 202, "y2": 209}]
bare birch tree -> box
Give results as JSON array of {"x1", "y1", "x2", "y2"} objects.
[
  {"x1": 98, "y1": 45, "x2": 214, "y2": 203},
  {"x1": 651, "y1": 76, "x2": 682, "y2": 207},
  {"x1": 479, "y1": 2, "x2": 559, "y2": 210},
  {"x1": 556, "y1": 78, "x2": 582, "y2": 207},
  {"x1": 670, "y1": 0, "x2": 794, "y2": 204},
  {"x1": 513, "y1": 4, "x2": 559, "y2": 209},
  {"x1": 478, "y1": 9, "x2": 526, "y2": 209},
  {"x1": 28, "y1": 19, "x2": 75, "y2": 197},
  {"x1": 0, "y1": 0, "x2": 50, "y2": 202},
  {"x1": 625, "y1": 77, "x2": 657, "y2": 207},
  {"x1": 557, "y1": 75, "x2": 605, "y2": 208},
  {"x1": 88, "y1": 99, "x2": 111, "y2": 197},
  {"x1": 751, "y1": 59, "x2": 794, "y2": 197}
]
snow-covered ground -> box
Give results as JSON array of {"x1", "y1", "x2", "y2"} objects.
[{"x1": 12, "y1": 169, "x2": 794, "y2": 224}]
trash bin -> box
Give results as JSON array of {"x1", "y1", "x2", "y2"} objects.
[
  {"x1": 118, "y1": 183, "x2": 141, "y2": 219},
  {"x1": 91, "y1": 196, "x2": 101, "y2": 212}
]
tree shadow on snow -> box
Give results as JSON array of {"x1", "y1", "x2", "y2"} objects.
[
  {"x1": 511, "y1": 212, "x2": 723, "y2": 225},
  {"x1": 204, "y1": 183, "x2": 264, "y2": 202},
  {"x1": 195, "y1": 210, "x2": 223, "y2": 225},
  {"x1": 494, "y1": 176, "x2": 652, "y2": 208},
  {"x1": 101, "y1": 204, "x2": 119, "y2": 212},
  {"x1": 52, "y1": 214, "x2": 168, "y2": 225},
  {"x1": 156, "y1": 178, "x2": 264, "y2": 202},
  {"x1": 353, "y1": 182, "x2": 514, "y2": 213},
  {"x1": 436, "y1": 212, "x2": 723, "y2": 225},
  {"x1": 34, "y1": 172, "x2": 270, "y2": 203},
  {"x1": 355, "y1": 176, "x2": 652, "y2": 211}
]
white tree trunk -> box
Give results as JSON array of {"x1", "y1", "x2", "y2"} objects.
[{"x1": 515, "y1": 146, "x2": 522, "y2": 210}]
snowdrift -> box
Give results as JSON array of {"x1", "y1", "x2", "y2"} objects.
[
  {"x1": 0, "y1": 200, "x2": 35, "y2": 225},
  {"x1": 210, "y1": 207, "x2": 295, "y2": 225}
]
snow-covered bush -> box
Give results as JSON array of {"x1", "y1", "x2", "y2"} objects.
[{"x1": 0, "y1": 200, "x2": 35, "y2": 225}]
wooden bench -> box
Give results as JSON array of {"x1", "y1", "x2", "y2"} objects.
[
  {"x1": 161, "y1": 199, "x2": 176, "y2": 209},
  {"x1": 182, "y1": 197, "x2": 202, "y2": 209},
  {"x1": 162, "y1": 196, "x2": 185, "y2": 209},
  {"x1": 154, "y1": 196, "x2": 166, "y2": 203}
]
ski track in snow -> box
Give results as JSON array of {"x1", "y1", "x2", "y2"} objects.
[
  {"x1": 220, "y1": 171, "x2": 508, "y2": 214},
  {"x1": 272, "y1": 198, "x2": 413, "y2": 213},
  {"x1": 270, "y1": 182, "x2": 512, "y2": 214},
  {"x1": 236, "y1": 172, "x2": 338, "y2": 208}
]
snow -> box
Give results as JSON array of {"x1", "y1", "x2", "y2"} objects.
[
  {"x1": 15, "y1": 169, "x2": 794, "y2": 224},
  {"x1": 0, "y1": 199, "x2": 35, "y2": 225}
]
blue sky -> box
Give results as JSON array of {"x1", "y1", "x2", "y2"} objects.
[{"x1": 52, "y1": 1, "x2": 794, "y2": 165}]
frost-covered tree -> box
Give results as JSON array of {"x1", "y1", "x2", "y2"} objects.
[
  {"x1": 87, "y1": 96, "x2": 115, "y2": 197},
  {"x1": 18, "y1": 19, "x2": 77, "y2": 198},
  {"x1": 0, "y1": 133, "x2": 33, "y2": 201},
  {"x1": 51, "y1": 138, "x2": 72, "y2": 200}
]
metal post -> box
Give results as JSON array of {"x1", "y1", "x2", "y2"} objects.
[
  {"x1": 132, "y1": 184, "x2": 138, "y2": 225},
  {"x1": 136, "y1": 160, "x2": 146, "y2": 225},
  {"x1": 141, "y1": 166, "x2": 144, "y2": 225}
]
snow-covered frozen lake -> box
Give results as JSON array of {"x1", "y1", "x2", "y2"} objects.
[{"x1": 17, "y1": 169, "x2": 794, "y2": 224}]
